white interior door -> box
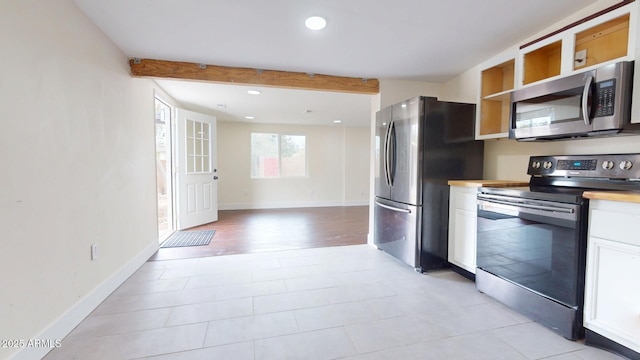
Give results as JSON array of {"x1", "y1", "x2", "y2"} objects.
[{"x1": 176, "y1": 108, "x2": 218, "y2": 230}]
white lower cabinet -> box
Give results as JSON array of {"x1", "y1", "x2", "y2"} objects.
[
  {"x1": 448, "y1": 186, "x2": 478, "y2": 274},
  {"x1": 584, "y1": 199, "x2": 640, "y2": 355}
]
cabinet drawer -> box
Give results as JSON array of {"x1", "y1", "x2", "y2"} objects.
[
  {"x1": 590, "y1": 208, "x2": 640, "y2": 246},
  {"x1": 453, "y1": 188, "x2": 478, "y2": 211}
]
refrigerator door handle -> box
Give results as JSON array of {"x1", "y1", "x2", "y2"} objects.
[
  {"x1": 383, "y1": 119, "x2": 394, "y2": 186},
  {"x1": 386, "y1": 120, "x2": 397, "y2": 186},
  {"x1": 375, "y1": 200, "x2": 411, "y2": 213}
]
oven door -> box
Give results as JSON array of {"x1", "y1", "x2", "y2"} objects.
[{"x1": 476, "y1": 193, "x2": 585, "y2": 308}]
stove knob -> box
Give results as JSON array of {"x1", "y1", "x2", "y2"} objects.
[
  {"x1": 543, "y1": 161, "x2": 553, "y2": 169},
  {"x1": 619, "y1": 160, "x2": 633, "y2": 170},
  {"x1": 531, "y1": 161, "x2": 540, "y2": 169},
  {"x1": 602, "y1": 161, "x2": 614, "y2": 170}
]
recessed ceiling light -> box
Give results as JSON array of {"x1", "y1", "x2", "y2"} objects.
[
  {"x1": 247, "y1": 90, "x2": 261, "y2": 95},
  {"x1": 245, "y1": 116, "x2": 255, "y2": 120},
  {"x1": 305, "y1": 16, "x2": 326, "y2": 31},
  {"x1": 333, "y1": 120, "x2": 342, "y2": 124}
]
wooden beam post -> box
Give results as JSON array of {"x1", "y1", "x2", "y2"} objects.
[{"x1": 129, "y1": 58, "x2": 379, "y2": 94}]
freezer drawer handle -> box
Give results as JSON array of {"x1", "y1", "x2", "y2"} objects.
[{"x1": 375, "y1": 201, "x2": 411, "y2": 213}]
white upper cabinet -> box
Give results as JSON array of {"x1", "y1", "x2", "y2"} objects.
[
  {"x1": 518, "y1": 2, "x2": 636, "y2": 87},
  {"x1": 476, "y1": 50, "x2": 517, "y2": 140},
  {"x1": 476, "y1": 1, "x2": 638, "y2": 139}
]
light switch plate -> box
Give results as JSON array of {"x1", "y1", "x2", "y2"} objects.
[{"x1": 91, "y1": 243, "x2": 98, "y2": 260}]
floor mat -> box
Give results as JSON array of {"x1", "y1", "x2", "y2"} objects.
[{"x1": 160, "y1": 229, "x2": 216, "y2": 248}]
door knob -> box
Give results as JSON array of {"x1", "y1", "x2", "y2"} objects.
[{"x1": 214, "y1": 176, "x2": 219, "y2": 180}]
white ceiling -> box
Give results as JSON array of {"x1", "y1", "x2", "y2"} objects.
[
  {"x1": 155, "y1": 80, "x2": 374, "y2": 127},
  {"x1": 74, "y1": 0, "x2": 597, "y2": 126}
]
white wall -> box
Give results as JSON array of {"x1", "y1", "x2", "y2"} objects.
[
  {"x1": 483, "y1": 135, "x2": 640, "y2": 181},
  {"x1": 344, "y1": 127, "x2": 372, "y2": 204},
  {"x1": 217, "y1": 121, "x2": 370, "y2": 209},
  {"x1": 379, "y1": 79, "x2": 443, "y2": 107},
  {"x1": 0, "y1": 1, "x2": 160, "y2": 359},
  {"x1": 441, "y1": 66, "x2": 480, "y2": 103}
]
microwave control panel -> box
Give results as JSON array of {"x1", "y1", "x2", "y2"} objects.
[{"x1": 594, "y1": 79, "x2": 616, "y2": 118}]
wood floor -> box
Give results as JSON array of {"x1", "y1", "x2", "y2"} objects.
[{"x1": 149, "y1": 206, "x2": 370, "y2": 261}]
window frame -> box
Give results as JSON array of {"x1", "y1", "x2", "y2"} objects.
[{"x1": 250, "y1": 132, "x2": 307, "y2": 179}]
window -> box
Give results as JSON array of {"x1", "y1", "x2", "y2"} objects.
[
  {"x1": 251, "y1": 133, "x2": 306, "y2": 178},
  {"x1": 185, "y1": 119, "x2": 210, "y2": 174}
]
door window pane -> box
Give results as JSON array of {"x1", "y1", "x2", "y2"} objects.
[
  {"x1": 203, "y1": 155, "x2": 210, "y2": 172},
  {"x1": 203, "y1": 123, "x2": 209, "y2": 140},
  {"x1": 185, "y1": 118, "x2": 211, "y2": 174}
]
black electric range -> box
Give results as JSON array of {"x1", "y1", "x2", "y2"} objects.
[{"x1": 475, "y1": 154, "x2": 640, "y2": 341}]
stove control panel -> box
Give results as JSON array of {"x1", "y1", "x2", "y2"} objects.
[
  {"x1": 528, "y1": 154, "x2": 640, "y2": 179},
  {"x1": 557, "y1": 159, "x2": 598, "y2": 171}
]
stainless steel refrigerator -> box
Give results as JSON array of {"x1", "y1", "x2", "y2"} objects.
[{"x1": 374, "y1": 96, "x2": 484, "y2": 271}]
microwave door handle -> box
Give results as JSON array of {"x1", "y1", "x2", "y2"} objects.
[{"x1": 582, "y1": 75, "x2": 594, "y2": 125}]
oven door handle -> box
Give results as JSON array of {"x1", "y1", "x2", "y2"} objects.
[{"x1": 478, "y1": 196, "x2": 574, "y2": 214}]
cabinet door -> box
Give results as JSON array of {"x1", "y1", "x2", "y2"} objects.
[
  {"x1": 448, "y1": 187, "x2": 478, "y2": 273},
  {"x1": 584, "y1": 237, "x2": 640, "y2": 354},
  {"x1": 451, "y1": 208, "x2": 477, "y2": 273}
]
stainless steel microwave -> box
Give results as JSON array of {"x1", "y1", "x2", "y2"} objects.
[{"x1": 510, "y1": 61, "x2": 635, "y2": 141}]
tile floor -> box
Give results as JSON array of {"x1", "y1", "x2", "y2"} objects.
[{"x1": 44, "y1": 245, "x2": 625, "y2": 360}]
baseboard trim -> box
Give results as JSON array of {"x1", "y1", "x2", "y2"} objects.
[
  {"x1": 450, "y1": 263, "x2": 476, "y2": 282},
  {"x1": 11, "y1": 241, "x2": 158, "y2": 360},
  {"x1": 585, "y1": 328, "x2": 640, "y2": 359},
  {"x1": 219, "y1": 200, "x2": 369, "y2": 210}
]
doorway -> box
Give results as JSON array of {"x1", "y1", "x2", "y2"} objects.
[
  {"x1": 175, "y1": 109, "x2": 219, "y2": 230},
  {"x1": 155, "y1": 97, "x2": 174, "y2": 242}
]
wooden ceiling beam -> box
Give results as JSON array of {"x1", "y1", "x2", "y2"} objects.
[{"x1": 128, "y1": 58, "x2": 379, "y2": 94}]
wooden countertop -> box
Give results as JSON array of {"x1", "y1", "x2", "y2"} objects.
[
  {"x1": 583, "y1": 191, "x2": 640, "y2": 204},
  {"x1": 447, "y1": 180, "x2": 529, "y2": 188}
]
